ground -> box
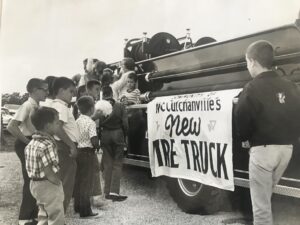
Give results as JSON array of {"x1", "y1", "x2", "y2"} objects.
[{"x1": 1, "y1": 131, "x2": 299, "y2": 225}]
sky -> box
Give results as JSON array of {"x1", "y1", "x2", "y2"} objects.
[{"x1": 0, "y1": 0, "x2": 300, "y2": 94}]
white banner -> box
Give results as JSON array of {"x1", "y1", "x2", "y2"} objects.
[{"x1": 147, "y1": 89, "x2": 242, "y2": 191}]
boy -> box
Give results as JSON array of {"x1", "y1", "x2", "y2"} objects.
[
  {"x1": 86, "y1": 79, "x2": 104, "y2": 207},
  {"x1": 8, "y1": 78, "x2": 48, "y2": 225},
  {"x1": 50, "y1": 77, "x2": 79, "y2": 212},
  {"x1": 40, "y1": 76, "x2": 56, "y2": 107},
  {"x1": 72, "y1": 85, "x2": 88, "y2": 120},
  {"x1": 86, "y1": 79, "x2": 101, "y2": 101},
  {"x1": 100, "y1": 73, "x2": 113, "y2": 100},
  {"x1": 25, "y1": 107, "x2": 64, "y2": 225},
  {"x1": 119, "y1": 72, "x2": 140, "y2": 106},
  {"x1": 74, "y1": 96, "x2": 100, "y2": 217},
  {"x1": 235, "y1": 40, "x2": 300, "y2": 225},
  {"x1": 96, "y1": 86, "x2": 128, "y2": 201}
]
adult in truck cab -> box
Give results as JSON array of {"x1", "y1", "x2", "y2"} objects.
[
  {"x1": 235, "y1": 40, "x2": 300, "y2": 225},
  {"x1": 111, "y1": 57, "x2": 135, "y2": 101}
]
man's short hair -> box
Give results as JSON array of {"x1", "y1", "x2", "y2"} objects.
[
  {"x1": 246, "y1": 40, "x2": 274, "y2": 69},
  {"x1": 77, "y1": 96, "x2": 94, "y2": 114},
  {"x1": 122, "y1": 57, "x2": 135, "y2": 71},
  {"x1": 31, "y1": 107, "x2": 58, "y2": 131},
  {"x1": 101, "y1": 74, "x2": 113, "y2": 87},
  {"x1": 26, "y1": 78, "x2": 47, "y2": 94},
  {"x1": 94, "y1": 61, "x2": 107, "y2": 73},
  {"x1": 127, "y1": 72, "x2": 138, "y2": 82},
  {"x1": 86, "y1": 79, "x2": 101, "y2": 91},
  {"x1": 102, "y1": 86, "x2": 113, "y2": 99},
  {"x1": 52, "y1": 77, "x2": 75, "y2": 96},
  {"x1": 45, "y1": 76, "x2": 56, "y2": 97},
  {"x1": 103, "y1": 68, "x2": 113, "y2": 75}
]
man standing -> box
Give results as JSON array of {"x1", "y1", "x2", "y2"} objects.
[
  {"x1": 98, "y1": 86, "x2": 128, "y2": 201},
  {"x1": 235, "y1": 40, "x2": 300, "y2": 225}
]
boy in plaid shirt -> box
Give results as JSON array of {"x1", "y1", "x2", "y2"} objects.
[{"x1": 25, "y1": 107, "x2": 64, "y2": 225}]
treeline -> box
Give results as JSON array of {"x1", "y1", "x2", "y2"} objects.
[{"x1": 1, "y1": 92, "x2": 29, "y2": 106}]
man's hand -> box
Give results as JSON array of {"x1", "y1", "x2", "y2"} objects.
[
  {"x1": 69, "y1": 144, "x2": 78, "y2": 158},
  {"x1": 92, "y1": 110, "x2": 104, "y2": 120},
  {"x1": 120, "y1": 96, "x2": 129, "y2": 106},
  {"x1": 124, "y1": 136, "x2": 128, "y2": 156},
  {"x1": 242, "y1": 140, "x2": 251, "y2": 149}
]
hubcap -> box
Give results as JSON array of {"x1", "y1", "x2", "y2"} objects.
[{"x1": 177, "y1": 178, "x2": 202, "y2": 197}]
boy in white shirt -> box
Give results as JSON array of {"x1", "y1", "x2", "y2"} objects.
[
  {"x1": 50, "y1": 77, "x2": 79, "y2": 212},
  {"x1": 74, "y1": 96, "x2": 100, "y2": 218}
]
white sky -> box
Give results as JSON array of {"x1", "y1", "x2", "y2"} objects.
[{"x1": 0, "y1": 0, "x2": 299, "y2": 94}]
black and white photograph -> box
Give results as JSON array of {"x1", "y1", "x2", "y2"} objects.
[{"x1": 1, "y1": 0, "x2": 300, "y2": 224}]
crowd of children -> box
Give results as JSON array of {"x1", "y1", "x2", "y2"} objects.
[{"x1": 7, "y1": 57, "x2": 141, "y2": 225}]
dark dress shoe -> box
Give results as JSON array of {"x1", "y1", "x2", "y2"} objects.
[
  {"x1": 74, "y1": 207, "x2": 79, "y2": 213},
  {"x1": 111, "y1": 195, "x2": 128, "y2": 202},
  {"x1": 80, "y1": 212, "x2": 99, "y2": 218},
  {"x1": 105, "y1": 194, "x2": 113, "y2": 200}
]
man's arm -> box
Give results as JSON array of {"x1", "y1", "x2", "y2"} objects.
[
  {"x1": 44, "y1": 165, "x2": 61, "y2": 185},
  {"x1": 234, "y1": 89, "x2": 260, "y2": 142},
  {"x1": 111, "y1": 72, "x2": 130, "y2": 99},
  {"x1": 91, "y1": 136, "x2": 100, "y2": 149},
  {"x1": 7, "y1": 120, "x2": 30, "y2": 144},
  {"x1": 111, "y1": 72, "x2": 128, "y2": 91},
  {"x1": 55, "y1": 121, "x2": 77, "y2": 158},
  {"x1": 121, "y1": 104, "x2": 129, "y2": 136}
]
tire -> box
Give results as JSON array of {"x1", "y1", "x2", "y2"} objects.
[{"x1": 166, "y1": 177, "x2": 227, "y2": 214}]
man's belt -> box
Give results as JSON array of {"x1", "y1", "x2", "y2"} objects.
[
  {"x1": 30, "y1": 177, "x2": 47, "y2": 181},
  {"x1": 78, "y1": 147, "x2": 95, "y2": 154}
]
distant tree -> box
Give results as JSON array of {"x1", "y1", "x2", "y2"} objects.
[
  {"x1": 1, "y1": 93, "x2": 10, "y2": 106},
  {"x1": 1, "y1": 92, "x2": 28, "y2": 106},
  {"x1": 20, "y1": 93, "x2": 29, "y2": 103},
  {"x1": 9, "y1": 92, "x2": 22, "y2": 105}
]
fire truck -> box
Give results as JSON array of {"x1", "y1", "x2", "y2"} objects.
[{"x1": 109, "y1": 16, "x2": 300, "y2": 215}]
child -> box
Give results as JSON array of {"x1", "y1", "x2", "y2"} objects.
[
  {"x1": 74, "y1": 96, "x2": 100, "y2": 217},
  {"x1": 25, "y1": 107, "x2": 64, "y2": 225},
  {"x1": 96, "y1": 86, "x2": 128, "y2": 201},
  {"x1": 86, "y1": 79, "x2": 101, "y2": 101},
  {"x1": 40, "y1": 76, "x2": 56, "y2": 107},
  {"x1": 100, "y1": 72, "x2": 113, "y2": 100},
  {"x1": 7, "y1": 78, "x2": 48, "y2": 225},
  {"x1": 86, "y1": 79, "x2": 104, "y2": 207},
  {"x1": 119, "y1": 72, "x2": 140, "y2": 106},
  {"x1": 72, "y1": 85, "x2": 88, "y2": 120},
  {"x1": 50, "y1": 77, "x2": 79, "y2": 212}
]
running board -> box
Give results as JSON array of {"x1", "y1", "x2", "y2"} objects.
[
  {"x1": 124, "y1": 158, "x2": 300, "y2": 198},
  {"x1": 234, "y1": 177, "x2": 300, "y2": 198},
  {"x1": 123, "y1": 158, "x2": 150, "y2": 168}
]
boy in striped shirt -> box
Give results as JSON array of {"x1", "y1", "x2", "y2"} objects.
[{"x1": 119, "y1": 72, "x2": 140, "y2": 106}]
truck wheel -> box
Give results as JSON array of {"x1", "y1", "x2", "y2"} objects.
[{"x1": 166, "y1": 177, "x2": 226, "y2": 214}]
